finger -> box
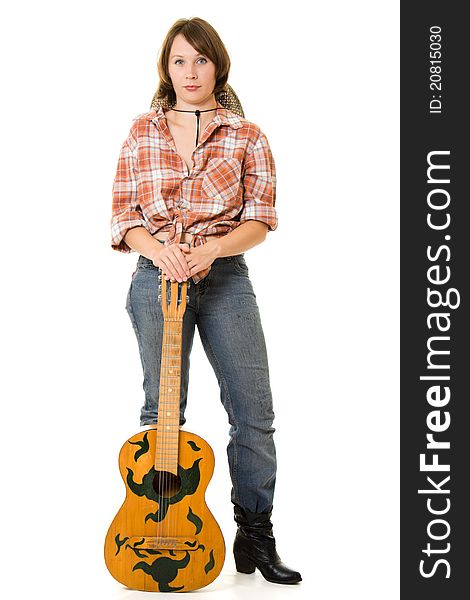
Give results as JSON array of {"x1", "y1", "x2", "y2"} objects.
[
  {"x1": 192, "y1": 266, "x2": 211, "y2": 279},
  {"x1": 170, "y1": 250, "x2": 190, "y2": 280},
  {"x1": 171, "y1": 246, "x2": 191, "y2": 277},
  {"x1": 189, "y1": 264, "x2": 203, "y2": 277},
  {"x1": 158, "y1": 257, "x2": 175, "y2": 281},
  {"x1": 166, "y1": 251, "x2": 189, "y2": 281},
  {"x1": 159, "y1": 254, "x2": 181, "y2": 281}
]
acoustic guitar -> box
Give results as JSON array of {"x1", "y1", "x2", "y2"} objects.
[{"x1": 104, "y1": 274, "x2": 225, "y2": 592}]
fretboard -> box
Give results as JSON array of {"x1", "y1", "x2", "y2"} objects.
[{"x1": 155, "y1": 319, "x2": 183, "y2": 474}]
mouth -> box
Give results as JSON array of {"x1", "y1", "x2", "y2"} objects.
[{"x1": 184, "y1": 85, "x2": 200, "y2": 90}]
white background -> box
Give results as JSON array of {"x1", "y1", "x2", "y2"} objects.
[{"x1": 1, "y1": 1, "x2": 399, "y2": 598}]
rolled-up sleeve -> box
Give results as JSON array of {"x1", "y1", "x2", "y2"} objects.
[
  {"x1": 110, "y1": 124, "x2": 145, "y2": 252},
  {"x1": 239, "y1": 130, "x2": 278, "y2": 231}
]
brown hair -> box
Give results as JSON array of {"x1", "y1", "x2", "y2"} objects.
[{"x1": 156, "y1": 17, "x2": 231, "y2": 106}]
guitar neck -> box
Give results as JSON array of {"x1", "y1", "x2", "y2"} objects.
[{"x1": 155, "y1": 318, "x2": 183, "y2": 473}]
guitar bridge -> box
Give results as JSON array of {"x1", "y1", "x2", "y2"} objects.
[{"x1": 127, "y1": 536, "x2": 199, "y2": 551}]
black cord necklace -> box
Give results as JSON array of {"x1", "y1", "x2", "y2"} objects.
[{"x1": 169, "y1": 106, "x2": 219, "y2": 145}]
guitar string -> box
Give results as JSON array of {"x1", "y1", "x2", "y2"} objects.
[
  {"x1": 168, "y1": 282, "x2": 176, "y2": 544},
  {"x1": 164, "y1": 274, "x2": 168, "y2": 545},
  {"x1": 167, "y1": 286, "x2": 172, "y2": 546},
  {"x1": 159, "y1": 273, "x2": 164, "y2": 546},
  {"x1": 168, "y1": 283, "x2": 180, "y2": 537},
  {"x1": 176, "y1": 282, "x2": 185, "y2": 546},
  {"x1": 171, "y1": 281, "x2": 183, "y2": 547},
  {"x1": 170, "y1": 316, "x2": 176, "y2": 546},
  {"x1": 169, "y1": 326, "x2": 176, "y2": 547},
  {"x1": 163, "y1": 274, "x2": 169, "y2": 545},
  {"x1": 166, "y1": 314, "x2": 171, "y2": 545},
  {"x1": 165, "y1": 281, "x2": 168, "y2": 545},
  {"x1": 177, "y1": 281, "x2": 187, "y2": 546},
  {"x1": 156, "y1": 274, "x2": 160, "y2": 546},
  {"x1": 164, "y1": 280, "x2": 181, "y2": 546},
  {"x1": 164, "y1": 278, "x2": 170, "y2": 545},
  {"x1": 167, "y1": 289, "x2": 177, "y2": 547},
  {"x1": 178, "y1": 282, "x2": 186, "y2": 545},
  {"x1": 168, "y1": 282, "x2": 185, "y2": 548},
  {"x1": 159, "y1": 277, "x2": 187, "y2": 548}
]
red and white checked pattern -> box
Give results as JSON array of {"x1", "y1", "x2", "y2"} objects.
[{"x1": 111, "y1": 105, "x2": 277, "y2": 283}]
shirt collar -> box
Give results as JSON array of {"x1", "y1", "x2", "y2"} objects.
[{"x1": 146, "y1": 104, "x2": 243, "y2": 130}]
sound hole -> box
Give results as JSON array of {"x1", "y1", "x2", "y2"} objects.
[{"x1": 152, "y1": 471, "x2": 182, "y2": 498}]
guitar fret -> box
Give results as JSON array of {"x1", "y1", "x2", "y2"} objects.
[
  {"x1": 155, "y1": 452, "x2": 179, "y2": 456},
  {"x1": 155, "y1": 443, "x2": 179, "y2": 445},
  {"x1": 155, "y1": 442, "x2": 179, "y2": 446},
  {"x1": 155, "y1": 453, "x2": 178, "y2": 456},
  {"x1": 155, "y1": 445, "x2": 178, "y2": 448}
]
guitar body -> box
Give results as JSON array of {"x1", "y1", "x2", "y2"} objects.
[{"x1": 104, "y1": 427, "x2": 225, "y2": 592}]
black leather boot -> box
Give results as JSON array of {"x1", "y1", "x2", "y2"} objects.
[{"x1": 233, "y1": 503, "x2": 302, "y2": 584}]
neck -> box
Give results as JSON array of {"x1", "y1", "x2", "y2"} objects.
[
  {"x1": 168, "y1": 99, "x2": 223, "y2": 139},
  {"x1": 173, "y1": 94, "x2": 221, "y2": 111}
]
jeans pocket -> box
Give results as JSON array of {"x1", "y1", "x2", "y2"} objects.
[{"x1": 232, "y1": 254, "x2": 249, "y2": 275}]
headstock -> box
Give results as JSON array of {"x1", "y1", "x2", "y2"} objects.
[{"x1": 158, "y1": 273, "x2": 190, "y2": 320}]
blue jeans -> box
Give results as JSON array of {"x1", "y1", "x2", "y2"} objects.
[{"x1": 125, "y1": 244, "x2": 277, "y2": 513}]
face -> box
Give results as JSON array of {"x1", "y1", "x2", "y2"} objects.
[{"x1": 168, "y1": 33, "x2": 217, "y2": 105}]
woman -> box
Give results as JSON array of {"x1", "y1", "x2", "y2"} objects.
[{"x1": 110, "y1": 17, "x2": 301, "y2": 585}]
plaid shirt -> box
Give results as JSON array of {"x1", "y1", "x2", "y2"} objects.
[{"x1": 111, "y1": 105, "x2": 277, "y2": 283}]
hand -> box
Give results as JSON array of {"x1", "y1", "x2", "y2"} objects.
[
  {"x1": 183, "y1": 241, "x2": 219, "y2": 279},
  {"x1": 151, "y1": 243, "x2": 191, "y2": 282}
]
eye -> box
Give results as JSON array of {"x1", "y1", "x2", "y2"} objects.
[{"x1": 174, "y1": 57, "x2": 208, "y2": 65}]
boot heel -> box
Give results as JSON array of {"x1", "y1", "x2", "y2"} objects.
[{"x1": 234, "y1": 551, "x2": 256, "y2": 574}]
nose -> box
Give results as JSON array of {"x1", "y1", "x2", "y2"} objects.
[{"x1": 186, "y1": 65, "x2": 197, "y2": 79}]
